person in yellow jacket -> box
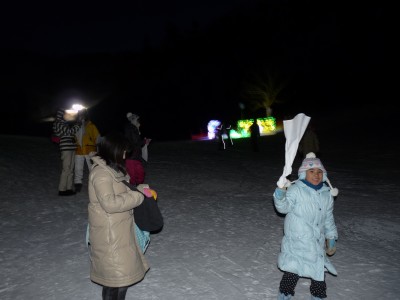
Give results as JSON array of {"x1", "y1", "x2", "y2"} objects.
[{"x1": 74, "y1": 109, "x2": 101, "y2": 192}]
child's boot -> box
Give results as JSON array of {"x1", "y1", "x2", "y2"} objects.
[{"x1": 277, "y1": 292, "x2": 292, "y2": 300}]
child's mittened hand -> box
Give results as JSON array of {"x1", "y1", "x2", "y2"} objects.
[
  {"x1": 143, "y1": 188, "x2": 157, "y2": 200},
  {"x1": 277, "y1": 176, "x2": 291, "y2": 189},
  {"x1": 136, "y1": 184, "x2": 149, "y2": 194},
  {"x1": 142, "y1": 188, "x2": 152, "y2": 197},
  {"x1": 274, "y1": 187, "x2": 286, "y2": 199},
  {"x1": 326, "y1": 239, "x2": 336, "y2": 256},
  {"x1": 277, "y1": 176, "x2": 287, "y2": 189}
]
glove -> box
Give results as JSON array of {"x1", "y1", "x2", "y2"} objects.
[
  {"x1": 277, "y1": 176, "x2": 292, "y2": 189},
  {"x1": 326, "y1": 239, "x2": 336, "y2": 256},
  {"x1": 274, "y1": 187, "x2": 286, "y2": 199},
  {"x1": 143, "y1": 187, "x2": 157, "y2": 200},
  {"x1": 136, "y1": 184, "x2": 149, "y2": 194}
]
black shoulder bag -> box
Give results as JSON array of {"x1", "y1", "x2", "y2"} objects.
[{"x1": 123, "y1": 181, "x2": 164, "y2": 232}]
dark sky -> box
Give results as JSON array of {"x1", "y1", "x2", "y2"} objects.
[
  {"x1": 0, "y1": 1, "x2": 389, "y2": 140},
  {"x1": 1, "y1": 0, "x2": 258, "y2": 55}
]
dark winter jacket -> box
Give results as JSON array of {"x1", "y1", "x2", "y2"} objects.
[{"x1": 124, "y1": 122, "x2": 144, "y2": 159}]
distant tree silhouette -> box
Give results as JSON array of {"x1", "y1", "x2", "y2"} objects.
[{"x1": 241, "y1": 71, "x2": 286, "y2": 117}]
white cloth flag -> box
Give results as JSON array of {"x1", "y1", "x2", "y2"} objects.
[
  {"x1": 277, "y1": 113, "x2": 311, "y2": 188},
  {"x1": 142, "y1": 144, "x2": 148, "y2": 162}
]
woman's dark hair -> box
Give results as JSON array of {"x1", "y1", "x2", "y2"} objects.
[{"x1": 97, "y1": 132, "x2": 129, "y2": 174}]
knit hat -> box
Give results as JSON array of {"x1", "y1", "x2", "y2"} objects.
[
  {"x1": 298, "y1": 152, "x2": 326, "y2": 175},
  {"x1": 298, "y1": 152, "x2": 338, "y2": 196},
  {"x1": 127, "y1": 112, "x2": 139, "y2": 122}
]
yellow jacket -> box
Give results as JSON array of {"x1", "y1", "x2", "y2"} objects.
[{"x1": 75, "y1": 121, "x2": 100, "y2": 155}]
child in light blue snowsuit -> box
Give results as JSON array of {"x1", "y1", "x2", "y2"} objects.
[{"x1": 273, "y1": 152, "x2": 338, "y2": 300}]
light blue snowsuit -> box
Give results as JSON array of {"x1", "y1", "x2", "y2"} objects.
[{"x1": 273, "y1": 181, "x2": 338, "y2": 281}]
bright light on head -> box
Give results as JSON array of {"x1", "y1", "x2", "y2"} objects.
[
  {"x1": 72, "y1": 104, "x2": 86, "y2": 111},
  {"x1": 64, "y1": 109, "x2": 78, "y2": 121},
  {"x1": 65, "y1": 109, "x2": 78, "y2": 115}
]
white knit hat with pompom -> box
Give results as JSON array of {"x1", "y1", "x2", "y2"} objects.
[
  {"x1": 298, "y1": 152, "x2": 339, "y2": 196},
  {"x1": 298, "y1": 152, "x2": 326, "y2": 173}
]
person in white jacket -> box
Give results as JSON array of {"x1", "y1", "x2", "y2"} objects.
[{"x1": 273, "y1": 152, "x2": 338, "y2": 300}]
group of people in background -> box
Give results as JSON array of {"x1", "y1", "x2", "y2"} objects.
[
  {"x1": 216, "y1": 118, "x2": 319, "y2": 155},
  {"x1": 52, "y1": 108, "x2": 101, "y2": 196},
  {"x1": 52, "y1": 109, "x2": 151, "y2": 196}
]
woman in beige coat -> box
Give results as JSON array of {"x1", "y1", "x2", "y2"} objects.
[{"x1": 88, "y1": 132, "x2": 149, "y2": 300}]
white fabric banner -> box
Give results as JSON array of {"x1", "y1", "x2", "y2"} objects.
[
  {"x1": 142, "y1": 144, "x2": 148, "y2": 162},
  {"x1": 277, "y1": 113, "x2": 311, "y2": 188}
]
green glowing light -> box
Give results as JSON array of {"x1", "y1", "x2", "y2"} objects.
[{"x1": 229, "y1": 117, "x2": 276, "y2": 138}]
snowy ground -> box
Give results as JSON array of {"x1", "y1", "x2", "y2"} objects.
[{"x1": 1, "y1": 114, "x2": 399, "y2": 299}]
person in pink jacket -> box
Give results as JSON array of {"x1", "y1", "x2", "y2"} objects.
[
  {"x1": 125, "y1": 147, "x2": 145, "y2": 185},
  {"x1": 124, "y1": 112, "x2": 149, "y2": 186}
]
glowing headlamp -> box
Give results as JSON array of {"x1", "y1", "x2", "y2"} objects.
[{"x1": 72, "y1": 104, "x2": 86, "y2": 111}]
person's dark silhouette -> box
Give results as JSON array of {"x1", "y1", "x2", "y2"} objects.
[
  {"x1": 216, "y1": 122, "x2": 226, "y2": 150},
  {"x1": 250, "y1": 119, "x2": 260, "y2": 152},
  {"x1": 225, "y1": 123, "x2": 233, "y2": 147}
]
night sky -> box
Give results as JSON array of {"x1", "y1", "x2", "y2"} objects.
[{"x1": 0, "y1": 1, "x2": 388, "y2": 141}]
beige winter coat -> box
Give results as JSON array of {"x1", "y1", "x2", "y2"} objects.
[{"x1": 88, "y1": 156, "x2": 149, "y2": 287}]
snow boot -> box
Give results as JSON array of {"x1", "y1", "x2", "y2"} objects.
[
  {"x1": 59, "y1": 190, "x2": 76, "y2": 196},
  {"x1": 75, "y1": 183, "x2": 82, "y2": 192},
  {"x1": 277, "y1": 292, "x2": 292, "y2": 300}
]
